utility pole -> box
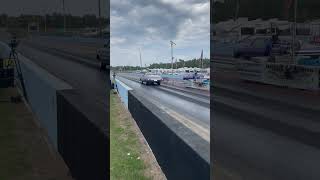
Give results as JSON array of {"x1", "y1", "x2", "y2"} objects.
[
  {"x1": 170, "y1": 40, "x2": 176, "y2": 73},
  {"x1": 175, "y1": 58, "x2": 178, "y2": 69},
  {"x1": 292, "y1": 0, "x2": 297, "y2": 64},
  {"x1": 44, "y1": 14, "x2": 47, "y2": 33},
  {"x1": 234, "y1": 0, "x2": 240, "y2": 21},
  {"x1": 63, "y1": 0, "x2": 66, "y2": 33},
  {"x1": 139, "y1": 48, "x2": 143, "y2": 68},
  {"x1": 98, "y1": 0, "x2": 102, "y2": 38},
  {"x1": 200, "y1": 49, "x2": 204, "y2": 69}
]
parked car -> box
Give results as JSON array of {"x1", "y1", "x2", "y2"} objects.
[
  {"x1": 96, "y1": 43, "x2": 108, "y2": 70},
  {"x1": 182, "y1": 73, "x2": 195, "y2": 80},
  {"x1": 140, "y1": 73, "x2": 163, "y2": 85}
]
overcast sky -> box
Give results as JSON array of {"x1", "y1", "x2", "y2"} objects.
[
  {"x1": 110, "y1": 0, "x2": 210, "y2": 66},
  {"x1": 0, "y1": 0, "x2": 109, "y2": 17}
]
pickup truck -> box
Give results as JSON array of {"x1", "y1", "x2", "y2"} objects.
[{"x1": 96, "y1": 43, "x2": 108, "y2": 70}]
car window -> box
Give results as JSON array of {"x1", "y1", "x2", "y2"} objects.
[{"x1": 252, "y1": 38, "x2": 267, "y2": 48}]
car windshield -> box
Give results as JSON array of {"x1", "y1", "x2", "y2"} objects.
[{"x1": 252, "y1": 38, "x2": 268, "y2": 48}]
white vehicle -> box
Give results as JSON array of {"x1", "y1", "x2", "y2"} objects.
[
  {"x1": 96, "y1": 43, "x2": 108, "y2": 70},
  {"x1": 140, "y1": 73, "x2": 163, "y2": 85}
]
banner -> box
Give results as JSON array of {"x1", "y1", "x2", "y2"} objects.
[{"x1": 0, "y1": 59, "x2": 14, "y2": 88}]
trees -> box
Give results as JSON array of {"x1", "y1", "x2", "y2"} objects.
[
  {"x1": 212, "y1": 0, "x2": 320, "y2": 23},
  {"x1": 0, "y1": 13, "x2": 109, "y2": 30},
  {"x1": 148, "y1": 58, "x2": 210, "y2": 69}
]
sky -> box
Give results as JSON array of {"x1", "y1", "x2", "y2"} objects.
[
  {"x1": 0, "y1": 0, "x2": 109, "y2": 17},
  {"x1": 110, "y1": 0, "x2": 210, "y2": 67}
]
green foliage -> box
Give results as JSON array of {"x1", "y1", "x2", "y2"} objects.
[
  {"x1": 148, "y1": 58, "x2": 210, "y2": 69},
  {"x1": 0, "y1": 13, "x2": 109, "y2": 29},
  {"x1": 110, "y1": 93, "x2": 150, "y2": 180},
  {"x1": 212, "y1": 0, "x2": 320, "y2": 23},
  {"x1": 111, "y1": 58, "x2": 210, "y2": 71},
  {"x1": 111, "y1": 66, "x2": 142, "y2": 71}
]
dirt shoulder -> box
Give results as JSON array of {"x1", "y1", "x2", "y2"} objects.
[{"x1": 0, "y1": 88, "x2": 72, "y2": 180}]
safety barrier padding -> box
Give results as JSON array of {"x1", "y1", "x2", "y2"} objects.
[
  {"x1": 18, "y1": 54, "x2": 72, "y2": 149},
  {"x1": 115, "y1": 78, "x2": 132, "y2": 108},
  {"x1": 57, "y1": 89, "x2": 109, "y2": 180},
  {"x1": 128, "y1": 90, "x2": 210, "y2": 180}
]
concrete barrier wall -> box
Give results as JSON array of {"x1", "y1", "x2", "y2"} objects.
[
  {"x1": 18, "y1": 54, "x2": 72, "y2": 149},
  {"x1": 57, "y1": 90, "x2": 108, "y2": 180},
  {"x1": 128, "y1": 90, "x2": 210, "y2": 180},
  {"x1": 115, "y1": 78, "x2": 132, "y2": 108}
]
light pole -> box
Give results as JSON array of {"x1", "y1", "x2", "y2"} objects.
[
  {"x1": 98, "y1": 0, "x2": 102, "y2": 37},
  {"x1": 234, "y1": 0, "x2": 240, "y2": 21},
  {"x1": 292, "y1": 0, "x2": 297, "y2": 64},
  {"x1": 44, "y1": 12, "x2": 47, "y2": 33},
  {"x1": 139, "y1": 48, "x2": 143, "y2": 68},
  {"x1": 170, "y1": 40, "x2": 176, "y2": 73},
  {"x1": 62, "y1": 0, "x2": 66, "y2": 33}
]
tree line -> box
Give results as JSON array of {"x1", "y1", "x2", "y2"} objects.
[
  {"x1": 148, "y1": 58, "x2": 210, "y2": 69},
  {"x1": 212, "y1": 0, "x2": 320, "y2": 23},
  {"x1": 0, "y1": 13, "x2": 109, "y2": 29},
  {"x1": 111, "y1": 58, "x2": 210, "y2": 71}
]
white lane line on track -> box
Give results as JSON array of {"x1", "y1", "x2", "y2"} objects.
[
  {"x1": 164, "y1": 107, "x2": 210, "y2": 142},
  {"x1": 147, "y1": 97, "x2": 210, "y2": 142}
]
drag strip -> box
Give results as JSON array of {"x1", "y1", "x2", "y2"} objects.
[
  {"x1": 213, "y1": 109, "x2": 320, "y2": 180},
  {"x1": 17, "y1": 43, "x2": 107, "y2": 109},
  {"x1": 21, "y1": 41, "x2": 100, "y2": 69},
  {"x1": 117, "y1": 76, "x2": 210, "y2": 142},
  {"x1": 118, "y1": 73, "x2": 210, "y2": 107}
]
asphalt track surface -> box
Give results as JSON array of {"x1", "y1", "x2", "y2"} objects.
[
  {"x1": 116, "y1": 76, "x2": 210, "y2": 143},
  {"x1": 17, "y1": 37, "x2": 108, "y2": 115},
  {"x1": 212, "y1": 68, "x2": 320, "y2": 179}
]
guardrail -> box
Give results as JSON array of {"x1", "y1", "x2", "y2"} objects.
[{"x1": 18, "y1": 54, "x2": 72, "y2": 149}]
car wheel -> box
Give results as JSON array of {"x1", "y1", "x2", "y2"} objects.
[{"x1": 157, "y1": 81, "x2": 161, "y2": 85}]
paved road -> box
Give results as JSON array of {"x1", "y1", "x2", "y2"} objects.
[
  {"x1": 116, "y1": 76, "x2": 210, "y2": 142},
  {"x1": 25, "y1": 35, "x2": 104, "y2": 61},
  {"x1": 212, "y1": 75, "x2": 320, "y2": 180},
  {"x1": 18, "y1": 38, "x2": 108, "y2": 115}
]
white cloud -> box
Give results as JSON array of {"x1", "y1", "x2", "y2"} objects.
[{"x1": 111, "y1": 0, "x2": 210, "y2": 66}]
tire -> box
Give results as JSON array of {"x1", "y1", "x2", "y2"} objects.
[{"x1": 157, "y1": 81, "x2": 161, "y2": 85}]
